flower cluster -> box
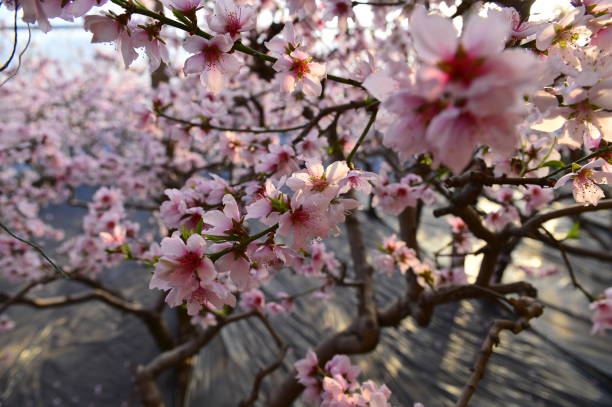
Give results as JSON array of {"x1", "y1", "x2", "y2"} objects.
[
  {"x1": 295, "y1": 350, "x2": 394, "y2": 406},
  {"x1": 372, "y1": 171, "x2": 434, "y2": 215},
  {"x1": 372, "y1": 6, "x2": 544, "y2": 173},
  {"x1": 267, "y1": 23, "x2": 327, "y2": 97}
]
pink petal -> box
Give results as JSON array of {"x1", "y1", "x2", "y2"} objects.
[
  {"x1": 184, "y1": 54, "x2": 206, "y2": 74},
  {"x1": 410, "y1": 5, "x2": 458, "y2": 64}
]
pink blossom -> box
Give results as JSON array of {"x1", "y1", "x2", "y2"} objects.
[
  {"x1": 499, "y1": 7, "x2": 545, "y2": 40},
  {"x1": 245, "y1": 179, "x2": 287, "y2": 225},
  {"x1": 372, "y1": 180, "x2": 418, "y2": 215},
  {"x1": 358, "y1": 381, "x2": 392, "y2": 407},
  {"x1": 84, "y1": 14, "x2": 139, "y2": 67},
  {"x1": 590, "y1": 287, "x2": 612, "y2": 335},
  {"x1": 202, "y1": 194, "x2": 245, "y2": 238},
  {"x1": 286, "y1": 160, "x2": 350, "y2": 200},
  {"x1": 162, "y1": 0, "x2": 201, "y2": 12},
  {"x1": 207, "y1": 0, "x2": 256, "y2": 40},
  {"x1": 213, "y1": 243, "x2": 253, "y2": 290},
  {"x1": 64, "y1": 0, "x2": 109, "y2": 19},
  {"x1": 338, "y1": 170, "x2": 377, "y2": 195},
  {"x1": 321, "y1": 375, "x2": 355, "y2": 406},
  {"x1": 523, "y1": 185, "x2": 554, "y2": 215},
  {"x1": 83, "y1": 14, "x2": 122, "y2": 43},
  {"x1": 296, "y1": 133, "x2": 327, "y2": 160},
  {"x1": 150, "y1": 234, "x2": 217, "y2": 310},
  {"x1": 373, "y1": 253, "x2": 396, "y2": 276},
  {"x1": 286, "y1": 0, "x2": 317, "y2": 18},
  {"x1": 131, "y1": 26, "x2": 170, "y2": 71},
  {"x1": 325, "y1": 354, "x2": 361, "y2": 384},
  {"x1": 239, "y1": 288, "x2": 266, "y2": 312},
  {"x1": 272, "y1": 50, "x2": 326, "y2": 97},
  {"x1": 191, "y1": 312, "x2": 218, "y2": 329},
  {"x1": 160, "y1": 188, "x2": 189, "y2": 229},
  {"x1": 434, "y1": 267, "x2": 468, "y2": 286},
  {"x1": 308, "y1": 241, "x2": 341, "y2": 275},
  {"x1": 295, "y1": 349, "x2": 320, "y2": 387},
  {"x1": 278, "y1": 191, "x2": 330, "y2": 249},
  {"x1": 536, "y1": 7, "x2": 589, "y2": 51},
  {"x1": 99, "y1": 225, "x2": 126, "y2": 248},
  {"x1": 255, "y1": 144, "x2": 300, "y2": 176},
  {"x1": 554, "y1": 159, "x2": 612, "y2": 206},
  {"x1": 322, "y1": 0, "x2": 355, "y2": 31},
  {"x1": 265, "y1": 22, "x2": 304, "y2": 57},
  {"x1": 448, "y1": 217, "x2": 468, "y2": 234},
  {"x1": 20, "y1": 0, "x2": 63, "y2": 33},
  {"x1": 382, "y1": 5, "x2": 543, "y2": 172},
  {"x1": 183, "y1": 34, "x2": 241, "y2": 93},
  {"x1": 485, "y1": 206, "x2": 519, "y2": 231}
]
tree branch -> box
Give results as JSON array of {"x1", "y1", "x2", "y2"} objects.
[
  {"x1": 516, "y1": 199, "x2": 612, "y2": 235},
  {"x1": 455, "y1": 297, "x2": 544, "y2": 407}
]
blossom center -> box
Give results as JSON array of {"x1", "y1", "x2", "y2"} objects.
[
  {"x1": 437, "y1": 46, "x2": 486, "y2": 86},
  {"x1": 225, "y1": 11, "x2": 242, "y2": 37},
  {"x1": 309, "y1": 175, "x2": 329, "y2": 192},
  {"x1": 180, "y1": 251, "x2": 202, "y2": 270},
  {"x1": 202, "y1": 45, "x2": 222, "y2": 69},
  {"x1": 291, "y1": 58, "x2": 311, "y2": 79},
  {"x1": 290, "y1": 207, "x2": 310, "y2": 225}
]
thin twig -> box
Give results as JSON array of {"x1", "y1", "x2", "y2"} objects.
[
  {"x1": 455, "y1": 297, "x2": 544, "y2": 407},
  {"x1": 158, "y1": 112, "x2": 307, "y2": 134},
  {"x1": 516, "y1": 199, "x2": 612, "y2": 235},
  {"x1": 0, "y1": 220, "x2": 68, "y2": 278},
  {"x1": 346, "y1": 107, "x2": 378, "y2": 168},
  {"x1": 239, "y1": 344, "x2": 289, "y2": 407},
  {"x1": 0, "y1": 8, "x2": 18, "y2": 72},
  {"x1": 539, "y1": 227, "x2": 595, "y2": 302},
  {"x1": 0, "y1": 22, "x2": 31, "y2": 88}
]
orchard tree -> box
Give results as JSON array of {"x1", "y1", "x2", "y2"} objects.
[{"x1": 0, "y1": 0, "x2": 611, "y2": 406}]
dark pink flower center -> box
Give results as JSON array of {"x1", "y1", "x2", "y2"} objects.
[
  {"x1": 202, "y1": 45, "x2": 222, "y2": 69},
  {"x1": 437, "y1": 46, "x2": 486, "y2": 86},
  {"x1": 180, "y1": 251, "x2": 202, "y2": 270},
  {"x1": 226, "y1": 11, "x2": 242, "y2": 37},
  {"x1": 290, "y1": 207, "x2": 310, "y2": 225},
  {"x1": 335, "y1": 2, "x2": 349, "y2": 14}
]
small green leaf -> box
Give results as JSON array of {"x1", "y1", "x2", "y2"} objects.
[
  {"x1": 419, "y1": 154, "x2": 432, "y2": 166},
  {"x1": 171, "y1": 9, "x2": 191, "y2": 25},
  {"x1": 565, "y1": 221, "x2": 581, "y2": 240},
  {"x1": 542, "y1": 160, "x2": 565, "y2": 168},
  {"x1": 181, "y1": 225, "x2": 190, "y2": 241},
  {"x1": 571, "y1": 162, "x2": 581, "y2": 172}
]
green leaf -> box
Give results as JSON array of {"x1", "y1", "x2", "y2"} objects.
[
  {"x1": 181, "y1": 225, "x2": 190, "y2": 241},
  {"x1": 542, "y1": 160, "x2": 565, "y2": 168},
  {"x1": 419, "y1": 154, "x2": 432, "y2": 166},
  {"x1": 571, "y1": 162, "x2": 581, "y2": 172},
  {"x1": 565, "y1": 221, "x2": 581, "y2": 240}
]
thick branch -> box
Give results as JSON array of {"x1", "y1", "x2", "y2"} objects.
[
  {"x1": 4, "y1": 288, "x2": 175, "y2": 350},
  {"x1": 136, "y1": 312, "x2": 256, "y2": 407}
]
